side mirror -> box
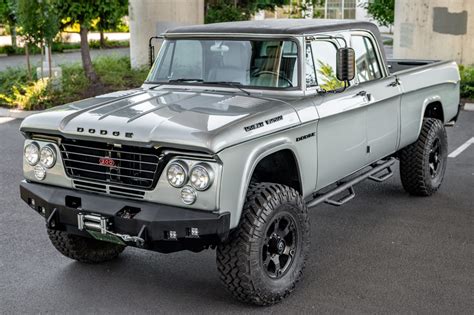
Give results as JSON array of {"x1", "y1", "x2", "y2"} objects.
[{"x1": 336, "y1": 48, "x2": 355, "y2": 82}]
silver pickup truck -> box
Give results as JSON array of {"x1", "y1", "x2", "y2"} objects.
[{"x1": 19, "y1": 19, "x2": 460, "y2": 305}]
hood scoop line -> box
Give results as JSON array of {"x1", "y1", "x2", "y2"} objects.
[
  {"x1": 98, "y1": 91, "x2": 172, "y2": 121},
  {"x1": 59, "y1": 90, "x2": 146, "y2": 130},
  {"x1": 126, "y1": 93, "x2": 197, "y2": 123}
]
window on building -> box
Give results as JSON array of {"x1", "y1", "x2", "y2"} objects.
[
  {"x1": 325, "y1": 0, "x2": 356, "y2": 19},
  {"x1": 351, "y1": 35, "x2": 382, "y2": 83}
]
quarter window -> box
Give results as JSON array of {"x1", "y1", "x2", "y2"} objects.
[{"x1": 351, "y1": 35, "x2": 382, "y2": 83}]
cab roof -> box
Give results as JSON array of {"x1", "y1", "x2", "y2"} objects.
[{"x1": 166, "y1": 19, "x2": 380, "y2": 36}]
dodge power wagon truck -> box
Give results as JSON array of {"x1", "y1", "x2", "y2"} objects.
[{"x1": 20, "y1": 20, "x2": 460, "y2": 305}]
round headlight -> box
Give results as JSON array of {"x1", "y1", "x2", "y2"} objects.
[
  {"x1": 24, "y1": 142, "x2": 40, "y2": 166},
  {"x1": 34, "y1": 165, "x2": 47, "y2": 181},
  {"x1": 167, "y1": 161, "x2": 188, "y2": 188},
  {"x1": 40, "y1": 145, "x2": 57, "y2": 168},
  {"x1": 181, "y1": 185, "x2": 197, "y2": 205},
  {"x1": 190, "y1": 163, "x2": 213, "y2": 191}
]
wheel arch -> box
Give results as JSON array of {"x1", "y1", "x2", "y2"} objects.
[
  {"x1": 416, "y1": 96, "x2": 445, "y2": 139},
  {"x1": 250, "y1": 148, "x2": 303, "y2": 194},
  {"x1": 218, "y1": 138, "x2": 307, "y2": 229}
]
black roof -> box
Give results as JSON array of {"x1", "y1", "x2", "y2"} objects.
[{"x1": 166, "y1": 19, "x2": 380, "y2": 36}]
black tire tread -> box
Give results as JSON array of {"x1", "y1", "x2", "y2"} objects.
[
  {"x1": 216, "y1": 183, "x2": 309, "y2": 306},
  {"x1": 47, "y1": 229, "x2": 125, "y2": 264},
  {"x1": 399, "y1": 118, "x2": 447, "y2": 196}
]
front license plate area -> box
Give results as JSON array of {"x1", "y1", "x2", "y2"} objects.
[{"x1": 87, "y1": 230, "x2": 126, "y2": 246}]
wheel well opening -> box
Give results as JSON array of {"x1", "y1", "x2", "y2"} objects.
[
  {"x1": 424, "y1": 101, "x2": 444, "y2": 122},
  {"x1": 251, "y1": 150, "x2": 302, "y2": 194}
]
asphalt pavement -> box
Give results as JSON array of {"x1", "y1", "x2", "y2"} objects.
[{"x1": 0, "y1": 111, "x2": 472, "y2": 314}]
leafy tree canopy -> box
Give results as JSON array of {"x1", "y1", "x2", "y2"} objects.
[
  {"x1": 363, "y1": 0, "x2": 394, "y2": 27},
  {"x1": 17, "y1": 0, "x2": 59, "y2": 44},
  {"x1": 0, "y1": 0, "x2": 16, "y2": 25},
  {"x1": 205, "y1": 0, "x2": 289, "y2": 24}
]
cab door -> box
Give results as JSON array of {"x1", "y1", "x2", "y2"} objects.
[
  {"x1": 351, "y1": 33, "x2": 401, "y2": 162},
  {"x1": 306, "y1": 39, "x2": 370, "y2": 189}
]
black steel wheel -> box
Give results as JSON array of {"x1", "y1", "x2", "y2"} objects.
[
  {"x1": 399, "y1": 118, "x2": 448, "y2": 196},
  {"x1": 262, "y1": 212, "x2": 298, "y2": 279},
  {"x1": 216, "y1": 183, "x2": 309, "y2": 306}
]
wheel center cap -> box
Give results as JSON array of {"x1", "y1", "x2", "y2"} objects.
[{"x1": 277, "y1": 240, "x2": 285, "y2": 254}]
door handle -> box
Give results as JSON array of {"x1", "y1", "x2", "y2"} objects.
[
  {"x1": 387, "y1": 78, "x2": 401, "y2": 87},
  {"x1": 354, "y1": 90, "x2": 372, "y2": 101}
]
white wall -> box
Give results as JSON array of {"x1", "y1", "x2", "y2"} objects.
[
  {"x1": 129, "y1": 0, "x2": 204, "y2": 69},
  {"x1": 394, "y1": 0, "x2": 473, "y2": 64}
]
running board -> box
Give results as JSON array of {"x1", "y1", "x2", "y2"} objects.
[{"x1": 307, "y1": 158, "x2": 396, "y2": 208}]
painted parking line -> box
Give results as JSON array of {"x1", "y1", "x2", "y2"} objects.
[
  {"x1": 0, "y1": 117, "x2": 15, "y2": 124},
  {"x1": 448, "y1": 137, "x2": 474, "y2": 158}
]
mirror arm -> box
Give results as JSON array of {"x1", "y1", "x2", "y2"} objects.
[{"x1": 149, "y1": 36, "x2": 164, "y2": 68}]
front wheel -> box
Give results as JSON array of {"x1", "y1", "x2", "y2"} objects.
[
  {"x1": 216, "y1": 183, "x2": 310, "y2": 306},
  {"x1": 399, "y1": 118, "x2": 448, "y2": 196}
]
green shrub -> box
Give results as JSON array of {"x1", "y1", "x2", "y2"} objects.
[
  {"x1": 0, "y1": 56, "x2": 149, "y2": 110},
  {"x1": 0, "y1": 78, "x2": 54, "y2": 111},
  {"x1": 459, "y1": 65, "x2": 474, "y2": 100},
  {"x1": 89, "y1": 39, "x2": 129, "y2": 49}
]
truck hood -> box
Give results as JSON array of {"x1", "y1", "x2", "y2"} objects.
[{"x1": 20, "y1": 88, "x2": 301, "y2": 153}]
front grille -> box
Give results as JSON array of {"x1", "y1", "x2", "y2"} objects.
[
  {"x1": 73, "y1": 180, "x2": 146, "y2": 199},
  {"x1": 60, "y1": 139, "x2": 163, "y2": 190}
]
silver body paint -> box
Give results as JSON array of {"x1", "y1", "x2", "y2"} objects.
[{"x1": 20, "y1": 25, "x2": 460, "y2": 230}]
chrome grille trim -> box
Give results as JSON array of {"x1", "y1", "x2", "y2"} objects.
[
  {"x1": 60, "y1": 139, "x2": 162, "y2": 190},
  {"x1": 73, "y1": 180, "x2": 146, "y2": 200}
]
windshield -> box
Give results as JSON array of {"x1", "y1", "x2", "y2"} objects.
[{"x1": 146, "y1": 39, "x2": 299, "y2": 89}]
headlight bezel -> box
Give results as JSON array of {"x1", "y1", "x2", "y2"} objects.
[
  {"x1": 40, "y1": 144, "x2": 57, "y2": 169},
  {"x1": 189, "y1": 163, "x2": 214, "y2": 191},
  {"x1": 24, "y1": 142, "x2": 40, "y2": 166},
  {"x1": 166, "y1": 160, "x2": 189, "y2": 188}
]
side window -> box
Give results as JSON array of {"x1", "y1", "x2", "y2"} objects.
[
  {"x1": 311, "y1": 40, "x2": 345, "y2": 91},
  {"x1": 305, "y1": 43, "x2": 317, "y2": 87},
  {"x1": 351, "y1": 35, "x2": 382, "y2": 83}
]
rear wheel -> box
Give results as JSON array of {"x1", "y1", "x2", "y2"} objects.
[
  {"x1": 399, "y1": 118, "x2": 448, "y2": 196},
  {"x1": 47, "y1": 229, "x2": 125, "y2": 264},
  {"x1": 216, "y1": 183, "x2": 309, "y2": 306}
]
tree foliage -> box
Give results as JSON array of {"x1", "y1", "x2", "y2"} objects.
[
  {"x1": 0, "y1": 0, "x2": 17, "y2": 47},
  {"x1": 205, "y1": 0, "x2": 289, "y2": 24},
  {"x1": 53, "y1": 0, "x2": 117, "y2": 83},
  {"x1": 363, "y1": 0, "x2": 394, "y2": 27},
  {"x1": 17, "y1": 0, "x2": 59, "y2": 45},
  {"x1": 94, "y1": 0, "x2": 128, "y2": 32}
]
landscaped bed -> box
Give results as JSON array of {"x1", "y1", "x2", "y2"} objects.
[{"x1": 0, "y1": 56, "x2": 148, "y2": 111}]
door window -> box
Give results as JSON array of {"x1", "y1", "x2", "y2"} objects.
[
  {"x1": 351, "y1": 35, "x2": 382, "y2": 83},
  {"x1": 310, "y1": 40, "x2": 345, "y2": 91}
]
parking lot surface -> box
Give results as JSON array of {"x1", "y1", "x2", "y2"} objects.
[{"x1": 0, "y1": 110, "x2": 472, "y2": 313}]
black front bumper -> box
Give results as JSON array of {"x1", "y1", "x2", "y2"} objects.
[{"x1": 20, "y1": 181, "x2": 230, "y2": 253}]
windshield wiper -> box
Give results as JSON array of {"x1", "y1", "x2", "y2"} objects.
[
  {"x1": 203, "y1": 81, "x2": 251, "y2": 96},
  {"x1": 168, "y1": 78, "x2": 204, "y2": 83}
]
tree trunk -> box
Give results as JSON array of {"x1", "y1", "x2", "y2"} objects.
[
  {"x1": 99, "y1": 29, "x2": 105, "y2": 49},
  {"x1": 48, "y1": 44, "x2": 52, "y2": 78},
  {"x1": 40, "y1": 44, "x2": 44, "y2": 79},
  {"x1": 79, "y1": 26, "x2": 98, "y2": 83},
  {"x1": 10, "y1": 23, "x2": 17, "y2": 49},
  {"x1": 25, "y1": 42, "x2": 31, "y2": 80}
]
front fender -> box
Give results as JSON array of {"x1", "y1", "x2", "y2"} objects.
[{"x1": 217, "y1": 122, "x2": 318, "y2": 229}]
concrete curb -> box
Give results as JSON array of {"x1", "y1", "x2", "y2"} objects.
[{"x1": 0, "y1": 107, "x2": 40, "y2": 119}]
